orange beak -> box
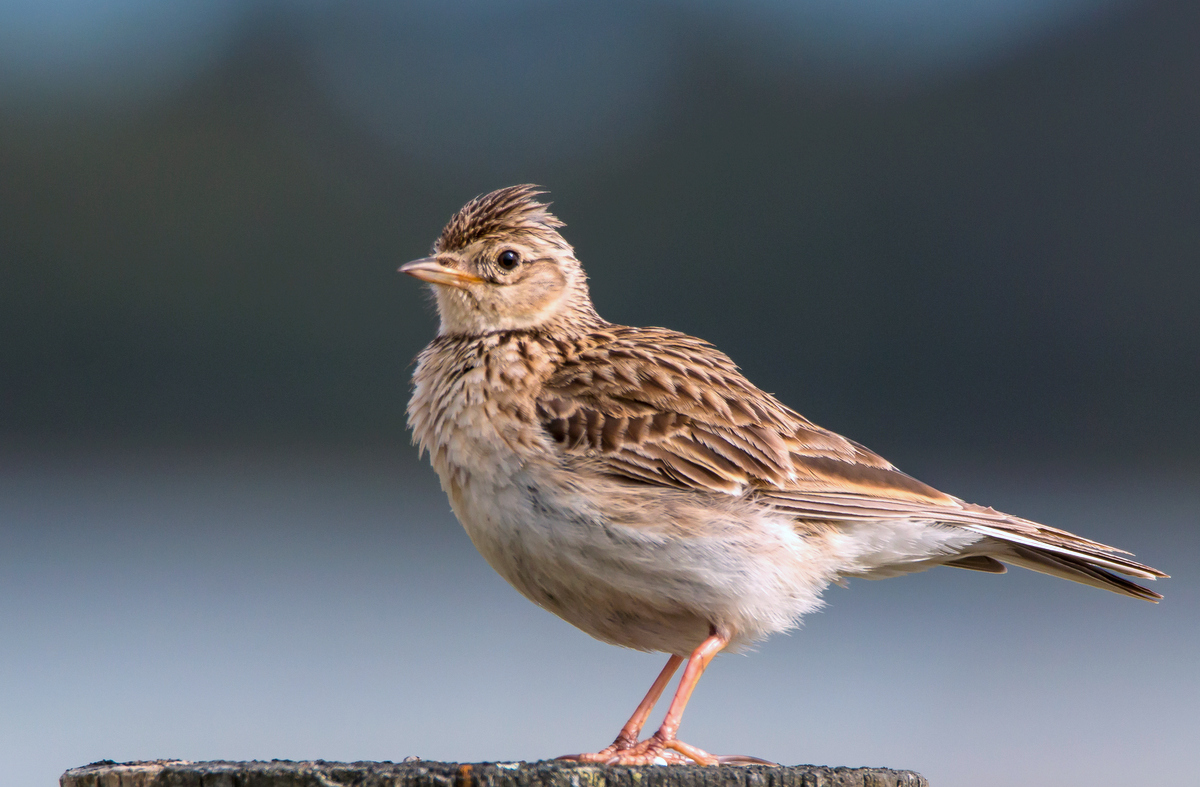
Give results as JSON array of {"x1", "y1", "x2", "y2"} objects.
[{"x1": 399, "y1": 257, "x2": 484, "y2": 290}]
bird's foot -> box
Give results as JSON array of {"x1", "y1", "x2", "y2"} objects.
[
  {"x1": 559, "y1": 731, "x2": 645, "y2": 764},
  {"x1": 559, "y1": 733, "x2": 775, "y2": 766},
  {"x1": 557, "y1": 731, "x2": 637, "y2": 764}
]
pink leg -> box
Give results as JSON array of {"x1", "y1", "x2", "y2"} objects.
[
  {"x1": 611, "y1": 654, "x2": 685, "y2": 748},
  {"x1": 560, "y1": 628, "x2": 775, "y2": 766},
  {"x1": 629, "y1": 630, "x2": 729, "y2": 765},
  {"x1": 559, "y1": 654, "x2": 682, "y2": 762},
  {"x1": 653, "y1": 631, "x2": 726, "y2": 745}
]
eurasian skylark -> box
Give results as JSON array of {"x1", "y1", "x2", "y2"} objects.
[{"x1": 402, "y1": 185, "x2": 1166, "y2": 766}]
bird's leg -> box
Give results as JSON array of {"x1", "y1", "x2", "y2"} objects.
[
  {"x1": 610, "y1": 654, "x2": 685, "y2": 751},
  {"x1": 599, "y1": 629, "x2": 777, "y2": 766},
  {"x1": 624, "y1": 629, "x2": 729, "y2": 765},
  {"x1": 559, "y1": 654, "x2": 683, "y2": 762},
  {"x1": 562, "y1": 628, "x2": 776, "y2": 766}
]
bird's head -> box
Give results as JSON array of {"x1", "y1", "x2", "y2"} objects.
[{"x1": 401, "y1": 185, "x2": 599, "y2": 336}]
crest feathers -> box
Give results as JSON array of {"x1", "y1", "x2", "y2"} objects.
[{"x1": 436, "y1": 185, "x2": 565, "y2": 253}]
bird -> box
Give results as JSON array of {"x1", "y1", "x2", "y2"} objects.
[{"x1": 400, "y1": 184, "x2": 1167, "y2": 766}]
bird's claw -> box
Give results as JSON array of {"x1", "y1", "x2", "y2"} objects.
[{"x1": 559, "y1": 734, "x2": 771, "y2": 766}]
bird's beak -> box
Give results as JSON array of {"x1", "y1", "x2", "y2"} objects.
[{"x1": 399, "y1": 257, "x2": 484, "y2": 289}]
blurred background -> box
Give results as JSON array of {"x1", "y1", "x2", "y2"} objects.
[{"x1": 1, "y1": 1, "x2": 1196, "y2": 786}]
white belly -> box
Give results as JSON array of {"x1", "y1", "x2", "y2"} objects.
[{"x1": 441, "y1": 461, "x2": 842, "y2": 655}]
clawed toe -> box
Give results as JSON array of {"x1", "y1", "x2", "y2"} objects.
[
  {"x1": 557, "y1": 746, "x2": 620, "y2": 763},
  {"x1": 559, "y1": 735, "x2": 771, "y2": 766},
  {"x1": 716, "y1": 754, "x2": 777, "y2": 765},
  {"x1": 558, "y1": 735, "x2": 683, "y2": 765},
  {"x1": 601, "y1": 739, "x2": 693, "y2": 766}
]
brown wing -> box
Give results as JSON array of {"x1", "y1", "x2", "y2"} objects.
[
  {"x1": 535, "y1": 326, "x2": 1166, "y2": 598},
  {"x1": 536, "y1": 325, "x2": 952, "y2": 504}
]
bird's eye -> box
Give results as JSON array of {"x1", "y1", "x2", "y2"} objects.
[{"x1": 497, "y1": 250, "x2": 520, "y2": 271}]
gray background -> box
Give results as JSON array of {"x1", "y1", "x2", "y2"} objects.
[{"x1": 1, "y1": 1, "x2": 1196, "y2": 786}]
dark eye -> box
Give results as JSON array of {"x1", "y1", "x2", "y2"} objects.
[{"x1": 497, "y1": 250, "x2": 520, "y2": 271}]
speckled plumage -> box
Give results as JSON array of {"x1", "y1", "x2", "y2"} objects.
[{"x1": 402, "y1": 185, "x2": 1166, "y2": 765}]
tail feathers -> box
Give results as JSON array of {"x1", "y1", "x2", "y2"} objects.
[
  {"x1": 770, "y1": 489, "x2": 1167, "y2": 600},
  {"x1": 944, "y1": 555, "x2": 1007, "y2": 574},
  {"x1": 986, "y1": 540, "x2": 1165, "y2": 602},
  {"x1": 963, "y1": 523, "x2": 1161, "y2": 577}
]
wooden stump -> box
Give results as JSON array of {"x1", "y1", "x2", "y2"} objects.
[{"x1": 61, "y1": 759, "x2": 928, "y2": 787}]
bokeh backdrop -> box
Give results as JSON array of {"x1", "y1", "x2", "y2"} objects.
[{"x1": 1, "y1": 1, "x2": 1196, "y2": 786}]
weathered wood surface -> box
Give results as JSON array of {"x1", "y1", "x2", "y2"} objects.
[{"x1": 61, "y1": 759, "x2": 928, "y2": 787}]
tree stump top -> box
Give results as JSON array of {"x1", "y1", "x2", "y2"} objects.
[{"x1": 61, "y1": 759, "x2": 928, "y2": 787}]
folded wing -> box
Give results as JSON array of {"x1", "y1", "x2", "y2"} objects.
[{"x1": 536, "y1": 326, "x2": 1166, "y2": 600}]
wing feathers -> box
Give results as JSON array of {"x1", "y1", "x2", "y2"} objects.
[
  {"x1": 532, "y1": 325, "x2": 1165, "y2": 599},
  {"x1": 537, "y1": 327, "x2": 918, "y2": 499}
]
